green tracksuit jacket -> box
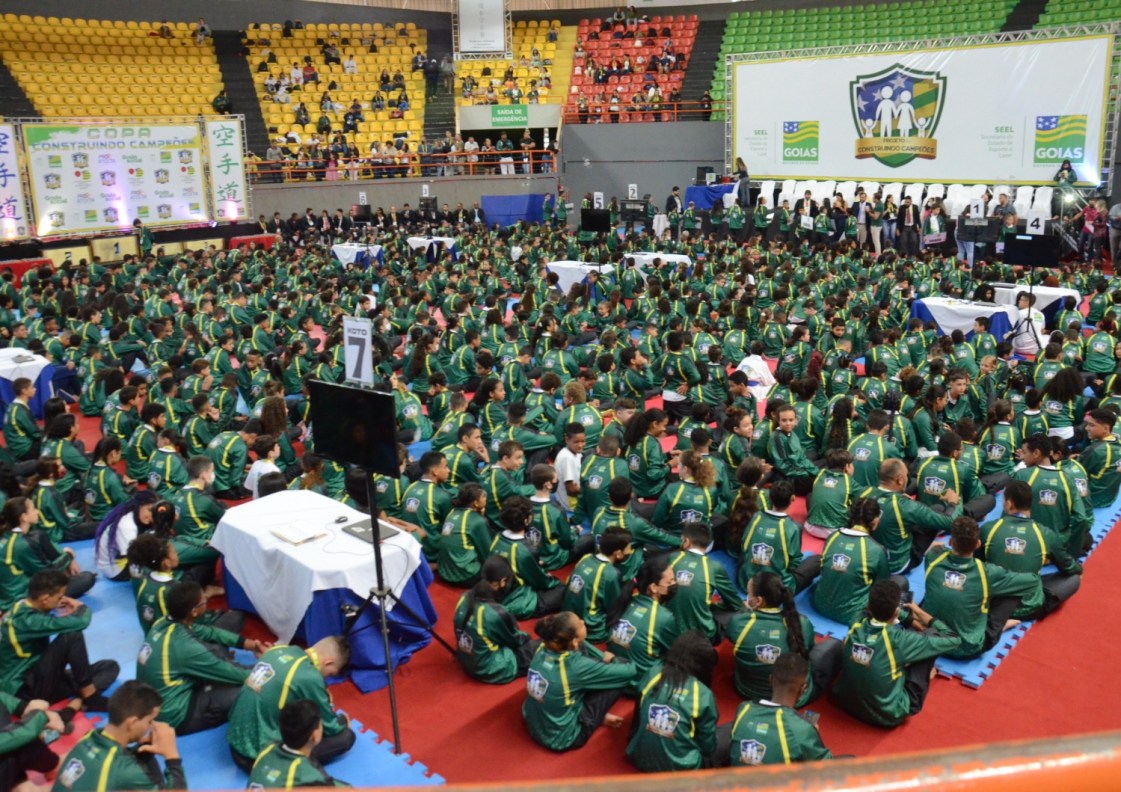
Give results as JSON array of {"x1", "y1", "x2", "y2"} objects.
[
  {"x1": 522, "y1": 643, "x2": 637, "y2": 751},
  {"x1": 453, "y1": 593, "x2": 531, "y2": 684},
  {"x1": 52, "y1": 728, "x2": 187, "y2": 790},
  {"x1": 626, "y1": 667, "x2": 718, "y2": 772},
  {"x1": 227, "y1": 645, "x2": 348, "y2": 762},
  {"x1": 728, "y1": 700, "x2": 831, "y2": 766},
  {"x1": 813, "y1": 526, "x2": 890, "y2": 627},
  {"x1": 136, "y1": 616, "x2": 249, "y2": 728},
  {"x1": 605, "y1": 595, "x2": 680, "y2": 694},
  {"x1": 831, "y1": 616, "x2": 961, "y2": 727}
]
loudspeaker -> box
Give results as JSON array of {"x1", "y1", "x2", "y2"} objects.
[{"x1": 695, "y1": 166, "x2": 714, "y2": 185}]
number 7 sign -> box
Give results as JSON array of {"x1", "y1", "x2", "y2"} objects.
[{"x1": 343, "y1": 316, "x2": 375, "y2": 386}]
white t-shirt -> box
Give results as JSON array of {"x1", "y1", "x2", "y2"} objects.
[
  {"x1": 245, "y1": 459, "x2": 282, "y2": 499},
  {"x1": 554, "y1": 447, "x2": 582, "y2": 487},
  {"x1": 95, "y1": 512, "x2": 140, "y2": 580}
]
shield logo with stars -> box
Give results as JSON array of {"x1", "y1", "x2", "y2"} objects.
[{"x1": 851, "y1": 64, "x2": 946, "y2": 168}]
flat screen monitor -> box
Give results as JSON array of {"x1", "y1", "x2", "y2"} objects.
[
  {"x1": 581, "y1": 208, "x2": 611, "y2": 233},
  {"x1": 307, "y1": 380, "x2": 398, "y2": 477},
  {"x1": 1003, "y1": 234, "x2": 1060, "y2": 268}
]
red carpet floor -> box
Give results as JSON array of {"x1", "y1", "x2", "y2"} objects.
[
  {"x1": 328, "y1": 519, "x2": 1121, "y2": 784},
  {"x1": 65, "y1": 410, "x2": 1121, "y2": 784}
]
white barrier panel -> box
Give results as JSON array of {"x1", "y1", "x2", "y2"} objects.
[
  {"x1": 457, "y1": 0, "x2": 506, "y2": 53},
  {"x1": 206, "y1": 118, "x2": 249, "y2": 223},
  {"x1": 0, "y1": 125, "x2": 30, "y2": 241},
  {"x1": 23, "y1": 122, "x2": 208, "y2": 236},
  {"x1": 732, "y1": 35, "x2": 1113, "y2": 186}
]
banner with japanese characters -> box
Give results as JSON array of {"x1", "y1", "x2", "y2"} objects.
[
  {"x1": 0, "y1": 125, "x2": 31, "y2": 241},
  {"x1": 205, "y1": 118, "x2": 250, "y2": 223},
  {"x1": 23, "y1": 122, "x2": 208, "y2": 237}
]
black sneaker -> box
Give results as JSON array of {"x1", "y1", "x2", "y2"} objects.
[
  {"x1": 82, "y1": 693, "x2": 111, "y2": 712},
  {"x1": 90, "y1": 659, "x2": 121, "y2": 692}
]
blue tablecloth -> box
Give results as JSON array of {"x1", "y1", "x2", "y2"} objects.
[
  {"x1": 224, "y1": 561, "x2": 437, "y2": 693},
  {"x1": 0, "y1": 363, "x2": 55, "y2": 420},
  {"x1": 911, "y1": 297, "x2": 1016, "y2": 340},
  {"x1": 684, "y1": 183, "x2": 735, "y2": 211},
  {"x1": 481, "y1": 193, "x2": 546, "y2": 227}
]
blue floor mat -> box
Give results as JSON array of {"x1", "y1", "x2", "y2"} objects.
[
  {"x1": 714, "y1": 488, "x2": 1120, "y2": 689},
  {"x1": 68, "y1": 543, "x2": 444, "y2": 788},
  {"x1": 408, "y1": 439, "x2": 433, "y2": 459}
]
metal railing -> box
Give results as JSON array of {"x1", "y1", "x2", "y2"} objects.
[
  {"x1": 562, "y1": 100, "x2": 716, "y2": 123},
  {"x1": 247, "y1": 148, "x2": 557, "y2": 183}
]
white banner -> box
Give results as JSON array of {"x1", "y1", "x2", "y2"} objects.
[
  {"x1": 0, "y1": 125, "x2": 30, "y2": 241},
  {"x1": 206, "y1": 118, "x2": 249, "y2": 223},
  {"x1": 732, "y1": 36, "x2": 1113, "y2": 185},
  {"x1": 23, "y1": 122, "x2": 207, "y2": 236},
  {"x1": 457, "y1": 0, "x2": 506, "y2": 53}
]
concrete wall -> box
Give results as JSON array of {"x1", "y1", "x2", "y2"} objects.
[
  {"x1": 558, "y1": 121, "x2": 724, "y2": 205},
  {"x1": 249, "y1": 172, "x2": 557, "y2": 217}
]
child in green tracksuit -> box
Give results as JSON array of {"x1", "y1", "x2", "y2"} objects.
[
  {"x1": 921, "y1": 517, "x2": 1044, "y2": 659},
  {"x1": 452, "y1": 558, "x2": 538, "y2": 685},
  {"x1": 522, "y1": 611, "x2": 638, "y2": 752},
  {"x1": 728, "y1": 654, "x2": 832, "y2": 766},
  {"x1": 768, "y1": 405, "x2": 818, "y2": 496},
  {"x1": 561, "y1": 530, "x2": 630, "y2": 643},
  {"x1": 136, "y1": 580, "x2": 265, "y2": 734},
  {"x1": 246, "y1": 701, "x2": 346, "y2": 788},
  {"x1": 626, "y1": 632, "x2": 720, "y2": 772},
  {"x1": 832, "y1": 580, "x2": 962, "y2": 728},
  {"x1": 665, "y1": 523, "x2": 743, "y2": 643}
]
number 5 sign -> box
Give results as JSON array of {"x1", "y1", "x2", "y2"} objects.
[{"x1": 343, "y1": 316, "x2": 375, "y2": 386}]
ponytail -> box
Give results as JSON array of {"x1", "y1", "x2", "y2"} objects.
[
  {"x1": 751, "y1": 571, "x2": 808, "y2": 658},
  {"x1": 607, "y1": 556, "x2": 669, "y2": 628},
  {"x1": 847, "y1": 496, "x2": 882, "y2": 532},
  {"x1": 534, "y1": 611, "x2": 579, "y2": 649}
]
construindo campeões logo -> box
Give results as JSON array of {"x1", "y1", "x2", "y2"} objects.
[{"x1": 850, "y1": 63, "x2": 945, "y2": 168}]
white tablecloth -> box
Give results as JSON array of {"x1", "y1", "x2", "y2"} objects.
[
  {"x1": 331, "y1": 243, "x2": 383, "y2": 264},
  {"x1": 211, "y1": 490, "x2": 423, "y2": 643},
  {"x1": 406, "y1": 236, "x2": 456, "y2": 252},
  {"x1": 912, "y1": 297, "x2": 1020, "y2": 337},
  {"x1": 0, "y1": 348, "x2": 50, "y2": 384},
  {"x1": 547, "y1": 261, "x2": 615, "y2": 293},
  {"x1": 992, "y1": 284, "x2": 1081, "y2": 313},
  {"x1": 652, "y1": 213, "x2": 669, "y2": 238}
]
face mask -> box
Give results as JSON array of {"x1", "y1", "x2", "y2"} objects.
[{"x1": 661, "y1": 582, "x2": 678, "y2": 604}]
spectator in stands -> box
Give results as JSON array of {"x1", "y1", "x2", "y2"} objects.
[
  {"x1": 699, "y1": 90, "x2": 713, "y2": 121},
  {"x1": 273, "y1": 83, "x2": 291, "y2": 105},
  {"x1": 412, "y1": 50, "x2": 427, "y2": 72},
  {"x1": 303, "y1": 61, "x2": 320, "y2": 85},
  {"x1": 212, "y1": 90, "x2": 232, "y2": 115},
  {"x1": 424, "y1": 57, "x2": 440, "y2": 99},
  {"x1": 294, "y1": 102, "x2": 310, "y2": 127},
  {"x1": 156, "y1": 20, "x2": 173, "y2": 39},
  {"x1": 194, "y1": 18, "x2": 211, "y2": 47},
  {"x1": 320, "y1": 91, "x2": 343, "y2": 113},
  {"x1": 289, "y1": 61, "x2": 304, "y2": 87},
  {"x1": 440, "y1": 56, "x2": 455, "y2": 93},
  {"x1": 322, "y1": 44, "x2": 342, "y2": 67},
  {"x1": 343, "y1": 54, "x2": 358, "y2": 75}
]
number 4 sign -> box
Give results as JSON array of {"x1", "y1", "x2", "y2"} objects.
[
  {"x1": 343, "y1": 316, "x2": 375, "y2": 386},
  {"x1": 1025, "y1": 209, "x2": 1048, "y2": 236}
]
